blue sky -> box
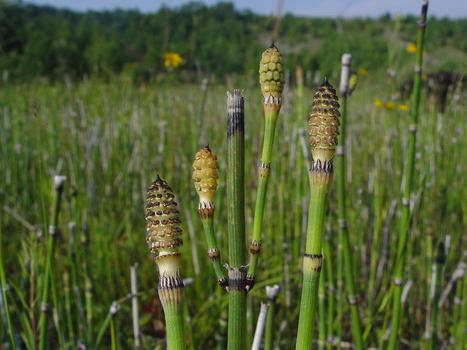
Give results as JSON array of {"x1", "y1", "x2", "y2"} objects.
[{"x1": 26, "y1": 0, "x2": 467, "y2": 18}]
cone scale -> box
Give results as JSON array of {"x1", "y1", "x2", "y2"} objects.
[
  {"x1": 296, "y1": 80, "x2": 340, "y2": 350},
  {"x1": 247, "y1": 44, "x2": 284, "y2": 290},
  {"x1": 145, "y1": 176, "x2": 186, "y2": 350}
]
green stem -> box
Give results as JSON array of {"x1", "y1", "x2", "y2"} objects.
[
  {"x1": 336, "y1": 94, "x2": 364, "y2": 350},
  {"x1": 387, "y1": 2, "x2": 428, "y2": 348},
  {"x1": 428, "y1": 241, "x2": 445, "y2": 350},
  {"x1": 226, "y1": 90, "x2": 246, "y2": 350},
  {"x1": 318, "y1": 266, "x2": 327, "y2": 350},
  {"x1": 164, "y1": 304, "x2": 186, "y2": 350},
  {"x1": 295, "y1": 184, "x2": 328, "y2": 350},
  {"x1": 323, "y1": 240, "x2": 334, "y2": 350},
  {"x1": 247, "y1": 106, "x2": 280, "y2": 288},
  {"x1": 264, "y1": 301, "x2": 275, "y2": 350},
  {"x1": 39, "y1": 178, "x2": 65, "y2": 350},
  {"x1": 201, "y1": 217, "x2": 227, "y2": 288},
  {"x1": 0, "y1": 225, "x2": 17, "y2": 349},
  {"x1": 110, "y1": 316, "x2": 118, "y2": 350}
]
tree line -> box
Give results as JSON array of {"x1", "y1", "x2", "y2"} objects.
[{"x1": 0, "y1": 1, "x2": 465, "y2": 81}]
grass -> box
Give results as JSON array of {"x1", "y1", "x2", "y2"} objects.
[{"x1": 0, "y1": 61, "x2": 465, "y2": 348}]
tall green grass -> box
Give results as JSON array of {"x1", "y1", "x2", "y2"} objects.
[{"x1": 0, "y1": 66, "x2": 465, "y2": 348}]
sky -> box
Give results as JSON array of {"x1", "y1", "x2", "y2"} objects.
[{"x1": 26, "y1": 0, "x2": 467, "y2": 18}]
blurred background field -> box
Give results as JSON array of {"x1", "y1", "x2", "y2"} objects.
[{"x1": 0, "y1": 1, "x2": 466, "y2": 349}]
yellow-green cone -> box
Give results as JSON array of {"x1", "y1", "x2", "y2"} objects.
[
  {"x1": 259, "y1": 44, "x2": 284, "y2": 105},
  {"x1": 308, "y1": 79, "x2": 340, "y2": 162},
  {"x1": 192, "y1": 146, "x2": 219, "y2": 214}
]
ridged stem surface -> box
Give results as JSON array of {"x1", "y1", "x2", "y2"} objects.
[
  {"x1": 226, "y1": 90, "x2": 246, "y2": 350},
  {"x1": 336, "y1": 95, "x2": 364, "y2": 349},
  {"x1": 201, "y1": 217, "x2": 226, "y2": 285},
  {"x1": 264, "y1": 301, "x2": 275, "y2": 350},
  {"x1": 39, "y1": 182, "x2": 64, "y2": 350},
  {"x1": 295, "y1": 184, "x2": 328, "y2": 350},
  {"x1": 247, "y1": 109, "x2": 278, "y2": 283},
  {"x1": 388, "y1": 2, "x2": 428, "y2": 348},
  {"x1": 0, "y1": 225, "x2": 16, "y2": 348},
  {"x1": 164, "y1": 304, "x2": 186, "y2": 350}
]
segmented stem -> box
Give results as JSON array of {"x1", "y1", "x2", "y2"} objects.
[
  {"x1": 39, "y1": 176, "x2": 65, "y2": 350},
  {"x1": 226, "y1": 90, "x2": 247, "y2": 350},
  {"x1": 296, "y1": 80, "x2": 339, "y2": 350},
  {"x1": 336, "y1": 53, "x2": 364, "y2": 350},
  {"x1": 145, "y1": 176, "x2": 186, "y2": 350},
  {"x1": 388, "y1": 1, "x2": 429, "y2": 348},
  {"x1": 247, "y1": 45, "x2": 284, "y2": 290}
]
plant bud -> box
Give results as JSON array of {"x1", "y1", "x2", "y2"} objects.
[
  {"x1": 193, "y1": 146, "x2": 219, "y2": 215},
  {"x1": 145, "y1": 176, "x2": 183, "y2": 259},
  {"x1": 192, "y1": 146, "x2": 218, "y2": 209},
  {"x1": 308, "y1": 79, "x2": 340, "y2": 162},
  {"x1": 259, "y1": 44, "x2": 284, "y2": 104}
]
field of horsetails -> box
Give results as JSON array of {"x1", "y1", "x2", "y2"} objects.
[{"x1": 0, "y1": 0, "x2": 465, "y2": 349}]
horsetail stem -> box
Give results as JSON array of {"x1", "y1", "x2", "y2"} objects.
[
  {"x1": 247, "y1": 44, "x2": 284, "y2": 290},
  {"x1": 388, "y1": 1, "x2": 429, "y2": 348},
  {"x1": 264, "y1": 284, "x2": 281, "y2": 350},
  {"x1": 0, "y1": 218, "x2": 16, "y2": 349},
  {"x1": 295, "y1": 79, "x2": 339, "y2": 350},
  {"x1": 336, "y1": 53, "x2": 364, "y2": 350},
  {"x1": 192, "y1": 146, "x2": 228, "y2": 290},
  {"x1": 428, "y1": 239, "x2": 445, "y2": 350},
  {"x1": 226, "y1": 90, "x2": 247, "y2": 350},
  {"x1": 39, "y1": 175, "x2": 66, "y2": 350},
  {"x1": 145, "y1": 176, "x2": 186, "y2": 350}
]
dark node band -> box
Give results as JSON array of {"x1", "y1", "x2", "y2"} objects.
[
  {"x1": 303, "y1": 253, "x2": 323, "y2": 259},
  {"x1": 310, "y1": 159, "x2": 333, "y2": 174},
  {"x1": 249, "y1": 241, "x2": 261, "y2": 255},
  {"x1": 245, "y1": 275, "x2": 255, "y2": 292},
  {"x1": 218, "y1": 277, "x2": 229, "y2": 292},
  {"x1": 227, "y1": 90, "x2": 245, "y2": 137},
  {"x1": 227, "y1": 266, "x2": 247, "y2": 292},
  {"x1": 158, "y1": 275, "x2": 184, "y2": 291},
  {"x1": 208, "y1": 248, "x2": 220, "y2": 260},
  {"x1": 304, "y1": 253, "x2": 323, "y2": 272}
]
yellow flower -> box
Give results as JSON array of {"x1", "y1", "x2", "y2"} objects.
[
  {"x1": 373, "y1": 98, "x2": 383, "y2": 108},
  {"x1": 358, "y1": 67, "x2": 368, "y2": 77},
  {"x1": 385, "y1": 101, "x2": 395, "y2": 111},
  {"x1": 398, "y1": 103, "x2": 409, "y2": 111},
  {"x1": 406, "y1": 43, "x2": 417, "y2": 54},
  {"x1": 163, "y1": 52, "x2": 183, "y2": 69}
]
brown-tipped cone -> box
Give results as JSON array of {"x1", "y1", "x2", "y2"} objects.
[
  {"x1": 192, "y1": 146, "x2": 218, "y2": 207},
  {"x1": 308, "y1": 80, "x2": 340, "y2": 161},
  {"x1": 259, "y1": 45, "x2": 284, "y2": 100},
  {"x1": 145, "y1": 176, "x2": 183, "y2": 258}
]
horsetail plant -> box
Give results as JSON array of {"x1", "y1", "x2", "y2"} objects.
[
  {"x1": 428, "y1": 239, "x2": 445, "y2": 350},
  {"x1": 247, "y1": 44, "x2": 284, "y2": 290},
  {"x1": 388, "y1": 1, "x2": 429, "y2": 348},
  {"x1": 261, "y1": 284, "x2": 280, "y2": 350},
  {"x1": 39, "y1": 175, "x2": 66, "y2": 350},
  {"x1": 192, "y1": 146, "x2": 228, "y2": 290},
  {"x1": 145, "y1": 176, "x2": 186, "y2": 350},
  {"x1": 226, "y1": 90, "x2": 247, "y2": 350},
  {"x1": 295, "y1": 79, "x2": 340, "y2": 350},
  {"x1": 336, "y1": 53, "x2": 364, "y2": 350}
]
